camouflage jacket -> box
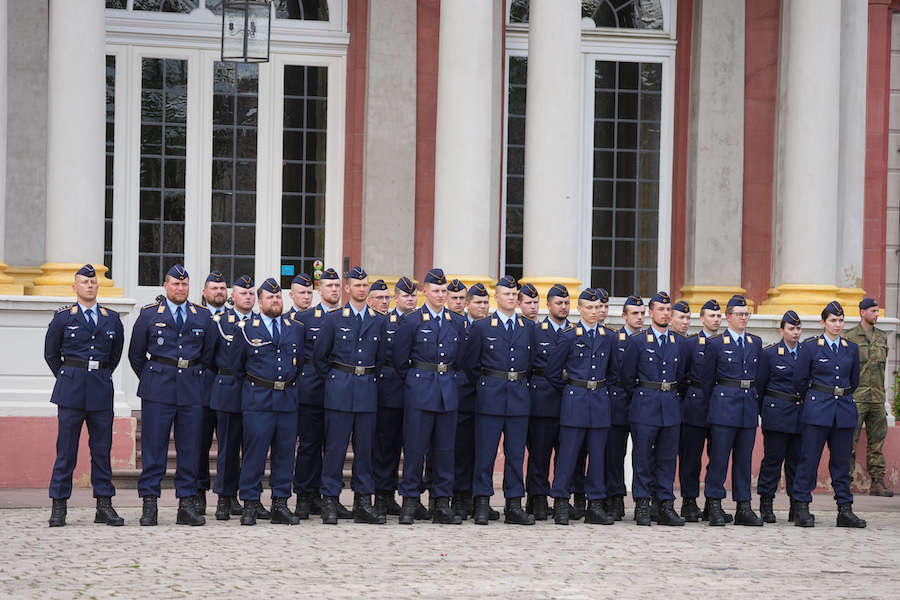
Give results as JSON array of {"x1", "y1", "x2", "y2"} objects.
[{"x1": 843, "y1": 323, "x2": 888, "y2": 404}]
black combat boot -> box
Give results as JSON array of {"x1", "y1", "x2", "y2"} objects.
[
  {"x1": 451, "y1": 492, "x2": 472, "y2": 520},
  {"x1": 488, "y1": 504, "x2": 500, "y2": 520},
  {"x1": 176, "y1": 496, "x2": 206, "y2": 526},
  {"x1": 432, "y1": 497, "x2": 462, "y2": 524},
  {"x1": 413, "y1": 498, "x2": 432, "y2": 520},
  {"x1": 309, "y1": 494, "x2": 324, "y2": 515},
  {"x1": 649, "y1": 495, "x2": 660, "y2": 522},
  {"x1": 702, "y1": 497, "x2": 732, "y2": 523},
  {"x1": 473, "y1": 496, "x2": 491, "y2": 525},
  {"x1": 680, "y1": 497, "x2": 701, "y2": 523},
  {"x1": 836, "y1": 503, "x2": 867, "y2": 528},
  {"x1": 353, "y1": 493, "x2": 386, "y2": 524},
  {"x1": 634, "y1": 497, "x2": 651, "y2": 526},
  {"x1": 734, "y1": 500, "x2": 763, "y2": 526},
  {"x1": 216, "y1": 496, "x2": 232, "y2": 521},
  {"x1": 255, "y1": 502, "x2": 271, "y2": 520},
  {"x1": 229, "y1": 496, "x2": 243, "y2": 516},
  {"x1": 585, "y1": 499, "x2": 615, "y2": 525},
  {"x1": 705, "y1": 498, "x2": 726, "y2": 526},
  {"x1": 139, "y1": 496, "x2": 158, "y2": 526},
  {"x1": 294, "y1": 493, "x2": 312, "y2": 520},
  {"x1": 375, "y1": 491, "x2": 401, "y2": 517},
  {"x1": 330, "y1": 497, "x2": 352, "y2": 520},
  {"x1": 554, "y1": 498, "x2": 570, "y2": 525},
  {"x1": 531, "y1": 495, "x2": 549, "y2": 521},
  {"x1": 608, "y1": 495, "x2": 626, "y2": 521},
  {"x1": 196, "y1": 491, "x2": 207, "y2": 515},
  {"x1": 504, "y1": 497, "x2": 535, "y2": 525},
  {"x1": 398, "y1": 496, "x2": 418, "y2": 525},
  {"x1": 570, "y1": 493, "x2": 587, "y2": 520},
  {"x1": 48, "y1": 498, "x2": 67, "y2": 527},
  {"x1": 321, "y1": 496, "x2": 339, "y2": 525},
  {"x1": 758, "y1": 494, "x2": 776, "y2": 523},
  {"x1": 241, "y1": 499, "x2": 261, "y2": 526},
  {"x1": 787, "y1": 495, "x2": 795, "y2": 522},
  {"x1": 792, "y1": 500, "x2": 814, "y2": 527},
  {"x1": 94, "y1": 497, "x2": 124, "y2": 526},
  {"x1": 657, "y1": 499, "x2": 685, "y2": 526},
  {"x1": 271, "y1": 497, "x2": 301, "y2": 525}
]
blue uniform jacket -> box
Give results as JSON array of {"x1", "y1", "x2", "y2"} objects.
[
  {"x1": 230, "y1": 313, "x2": 305, "y2": 412},
  {"x1": 313, "y1": 304, "x2": 387, "y2": 413},
  {"x1": 621, "y1": 329, "x2": 684, "y2": 427},
  {"x1": 700, "y1": 330, "x2": 762, "y2": 428},
  {"x1": 459, "y1": 311, "x2": 535, "y2": 417},
  {"x1": 45, "y1": 303, "x2": 124, "y2": 411},
  {"x1": 680, "y1": 331, "x2": 712, "y2": 427},
  {"x1": 293, "y1": 303, "x2": 332, "y2": 406},
  {"x1": 209, "y1": 308, "x2": 250, "y2": 413},
  {"x1": 792, "y1": 335, "x2": 860, "y2": 429},
  {"x1": 453, "y1": 314, "x2": 478, "y2": 414},
  {"x1": 529, "y1": 317, "x2": 570, "y2": 418},
  {"x1": 608, "y1": 326, "x2": 631, "y2": 426},
  {"x1": 391, "y1": 305, "x2": 466, "y2": 412},
  {"x1": 377, "y1": 308, "x2": 406, "y2": 409},
  {"x1": 755, "y1": 340, "x2": 803, "y2": 434},
  {"x1": 544, "y1": 322, "x2": 617, "y2": 428},
  {"x1": 128, "y1": 300, "x2": 215, "y2": 406}
]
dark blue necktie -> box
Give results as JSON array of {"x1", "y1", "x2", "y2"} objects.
[
  {"x1": 737, "y1": 336, "x2": 744, "y2": 350},
  {"x1": 272, "y1": 318, "x2": 280, "y2": 345},
  {"x1": 506, "y1": 320, "x2": 513, "y2": 334},
  {"x1": 659, "y1": 333, "x2": 666, "y2": 348},
  {"x1": 357, "y1": 312, "x2": 363, "y2": 324},
  {"x1": 84, "y1": 308, "x2": 95, "y2": 330},
  {"x1": 175, "y1": 306, "x2": 184, "y2": 331},
  {"x1": 790, "y1": 350, "x2": 796, "y2": 361},
  {"x1": 832, "y1": 341, "x2": 838, "y2": 354}
]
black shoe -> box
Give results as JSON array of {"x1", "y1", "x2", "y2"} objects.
[
  {"x1": 241, "y1": 500, "x2": 261, "y2": 526},
  {"x1": 216, "y1": 496, "x2": 231, "y2": 521},
  {"x1": 788, "y1": 497, "x2": 796, "y2": 522},
  {"x1": 836, "y1": 503, "x2": 867, "y2": 528},
  {"x1": 309, "y1": 494, "x2": 324, "y2": 515},
  {"x1": 294, "y1": 493, "x2": 312, "y2": 520},
  {"x1": 321, "y1": 496, "x2": 340, "y2": 525},
  {"x1": 196, "y1": 491, "x2": 207, "y2": 515},
  {"x1": 585, "y1": 499, "x2": 615, "y2": 525},
  {"x1": 705, "y1": 498, "x2": 726, "y2": 526},
  {"x1": 569, "y1": 493, "x2": 586, "y2": 520},
  {"x1": 452, "y1": 492, "x2": 472, "y2": 521},
  {"x1": 353, "y1": 493, "x2": 386, "y2": 524},
  {"x1": 680, "y1": 497, "x2": 701, "y2": 523},
  {"x1": 375, "y1": 491, "x2": 401, "y2": 518},
  {"x1": 553, "y1": 498, "x2": 570, "y2": 525},
  {"x1": 176, "y1": 496, "x2": 206, "y2": 526},
  {"x1": 94, "y1": 497, "x2": 124, "y2": 526},
  {"x1": 608, "y1": 495, "x2": 625, "y2": 521},
  {"x1": 759, "y1": 494, "x2": 776, "y2": 523},
  {"x1": 433, "y1": 497, "x2": 462, "y2": 524},
  {"x1": 336, "y1": 497, "x2": 354, "y2": 520},
  {"x1": 657, "y1": 499, "x2": 685, "y2": 526},
  {"x1": 634, "y1": 498, "x2": 651, "y2": 526},
  {"x1": 139, "y1": 496, "x2": 158, "y2": 526},
  {"x1": 530, "y1": 495, "x2": 549, "y2": 521},
  {"x1": 473, "y1": 496, "x2": 491, "y2": 525},
  {"x1": 229, "y1": 496, "x2": 243, "y2": 516},
  {"x1": 413, "y1": 498, "x2": 432, "y2": 520},
  {"x1": 488, "y1": 505, "x2": 500, "y2": 520},
  {"x1": 255, "y1": 503, "x2": 271, "y2": 520},
  {"x1": 702, "y1": 498, "x2": 732, "y2": 524},
  {"x1": 504, "y1": 497, "x2": 535, "y2": 525},
  {"x1": 398, "y1": 496, "x2": 418, "y2": 525},
  {"x1": 734, "y1": 500, "x2": 763, "y2": 526},
  {"x1": 649, "y1": 495, "x2": 660, "y2": 523},
  {"x1": 792, "y1": 500, "x2": 815, "y2": 527},
  {"x1": 48, "y1": 498, "x2": 67, "y2": 527},
  {"x1": 271, "y1": 497, "x2": 301, "y2": 525}
]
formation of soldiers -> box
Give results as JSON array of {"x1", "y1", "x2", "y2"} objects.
[{"x1": 44, "y1": 262, "x2": 890, "y2": 529}]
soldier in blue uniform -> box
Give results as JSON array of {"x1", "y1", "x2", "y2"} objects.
[
  {"x1": 231, "y1": 278, "x2": 304, "y2": 525},
  {"x1": 604, "y1": 294, "x2": 645, "y2": 521},
  {"x1": 128, "y1": 264, "x2": 215, "y2": 526},
  {"x1": 755, "y1": 310, "x2": 803, "y2": 523},
  {"x1": 517, "y1": 282, "x2": 540, "y2": 322},
  {"x1": 544, "y1": 288, "x2": 617, "y2": 525},
  {"x1": 447, "y1": 278, "x2": 468, "y2": 314},
  {"x1": 700, "y1": 294, "x2": 763, "y2": 526},
  {"x1": 287, "y1": 272, "x2": 314, "y2": 317},
  {"x1": 461, "y1": 276, "x2": 536, "y2": 526},
  {"x1": 790, "y1": 301, "x2": 866, "y2": 528},
  {"x1": 677, "y1": 299, "x2": 731, "y2": 523},
  {"x1": 314, "y1": 267, "x2": 387, "y2": 524},
  {"x1": 524, "y1": 283, "x2": 570, "y2": 521},
  {"x1": 291, "y1": 268, "x2": 351, "y2": 519},
  {"x1": 393, "y1": 268, "x2": 467, "y2": 525},
  {"x1": 620, "y1": 291, "x2": 686, "y2": 526},
  {"x1": 209, "y1": 274, "x2": 256, "y2": 521},
  {"x1": 367, "y1": 279, "x2": 391, "y2": 313},
  {"x1": 44, "y1": 264, "x2": 125, "y2": 527}
]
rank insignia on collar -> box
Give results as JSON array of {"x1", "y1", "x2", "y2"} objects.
[
  {"x1": 390, "y1": 314, "x2": 397, "y2": 323},
  {"x1": 446, "y1": 312, "x2": 452, "y2": 321},
  {"x1": 618, "y1": 332, "x2": 626, "y2": 341},
  {"x1": 669, "y1": 335, "x2": 674, "y2": 343},
  {"x1": 699, "y1": 337, "x2": 705, "y2": 345},
  {"x1": 841, "y1": 339, "x2": 847, "y2": 347},
  {"x1": 422, "y1": 313, "x2": 430, "y2": 322},
  {"x1": 541, "y1": 322, "x2": 548, "y2": 330},
  {"x1": 343, "y1": 308, "x2": 350, "y2": 317},
  {"x1": 369, "y1": 308, "x2": 375, "y2": 317},
  {"x1": 252, "y1": 319, "x2": 260, "y2": 327},
  {"x1": 576, "y1": 327, "x2": 583, "y2": 336},
  {"x1": 599, "y1": 328, "x2": 605, "y2": 336},
  {"x1": 778, "y1": 347, "x2": 784, "y2": 355},
  {"x1": 315, "y1": 309, "x2": 321, "y2": 318},
  {"x1": 723, "y1": 337, "x2": 731, "y2": 345},
  {"x1": 157, "y1": 305, "x2": 166, "y2": 313},
  {"x1": 70, "y1": 306, "x2": 78, "y2": 315},
  {"x1": 490, "y1": 318, "x2": 497, "y2": 327},
  {"x1": 818, "y1": 338, "x2": 825, "y2": 346},
  {"x1": 99, "y1": 307, "x2": 108, "y2": 317},
  {"x1": 293, "y1": 357, "x2": 297, "y2": 366},
  {"x1": 284, "y1": 319, "x2": 291, "y2": 326},
  {"x1": 646, "y1": 334, "x2": 654, "y2": 343},
  {"x1": 747, "y1": 337, "x2": 753, "y2": 343},
  {"x1": 228, "y1": 315, "x2": 235, "y2": 323},
  {"x1": 517, "y1": 318, "x2": 523, "y2": 327},
  {"x1": 189, "y1": 305, "x2": 197, "y2": 314}
]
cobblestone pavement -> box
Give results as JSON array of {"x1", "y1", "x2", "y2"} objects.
[{"x1": 1, "y1": 491, "x2": 898, "y2": 599}]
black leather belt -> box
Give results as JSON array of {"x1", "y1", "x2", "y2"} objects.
[
  {"x1": 247, "y1": 373, "x2": 297, "y2": 391},
  {"x1": 638, "y1": 379, "x2": 677, "y2": 392},
  {"x1": 685, "y1": 377, "x2": 700, "y2": 388},
  {"x1": 62, "y1": 357, "x2": 109, "y2": 371},
  {"x1": 568, "y1": 378, "x2": 606, "y2": 390},
  {"x1": 215, "y1": 367, "x2": 232, "y2": 376},
  {"x1": 765, "y1": 388, "x2": 802, "y2": 403},
  {"x1": 150, "y1": 356, "x2": 202, "y2": 369},
  {"x1": 331, "y1": 362, "x2": 376, "y2": 376},
  {"x1": 481, "y1": 368, "x2": 527, "y2": 382},
  {"x1": 717, "y1": 377, "x2": 755, "y2": 390},
  {"x1": 811, "y1": 382, "x2": 849, "y2": 397},
  {"x1": 411, "y1": 360, "x2": 453, "y2": 374},
  {"x1": 531, "y1": 366, "x2": 546, "y2": 377}
]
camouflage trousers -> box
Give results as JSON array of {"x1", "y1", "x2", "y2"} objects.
[{"x1": 850, "y1": 402, "x2": 889, "y2": 480}]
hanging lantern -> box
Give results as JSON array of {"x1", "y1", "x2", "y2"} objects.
[{"x1": 221, "y1": 1, "x2": 272, "y2": 63}]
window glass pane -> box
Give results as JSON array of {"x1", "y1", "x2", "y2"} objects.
[
  {"x1": 105, "y1": 55, "x2": 115, "y2": 278},
  {"x1": 139, "y1": 57, "x2": 187, "y2": 286},
  {"x1": 503, "y1": 56, "x2": 527, "y2": 281},
  {"x1": 106, "y1": 0, "x2": 127, "y2": 9},
  {"x1": 210, "y1": 62, "x2": 259, "y2": 285},
  {"x1": 134, "y1": 0, "x2": 198, "y2": 12},
  {"x1": 272, "y1": 0, "x2": 330, "y2": 20},
  {"x1": 508, "y1": 0, "x2": 663, "y2": 30},
  {"x1": 281, "y1": 65, "x2": 328, "y2": 288}
]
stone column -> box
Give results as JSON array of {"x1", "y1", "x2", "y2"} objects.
[
  {"x1": 30, "y1": 0, "x2": 120, "y2": 296},
  {"x1": 519, "y1": 0, "x2": 581, "y2": 303},
  {"x1": 679, "y1": 0, "x2": 747, "y2": 310},
  {"x1": 760, "y1": 0, "x2": 841, "y2": 314},
  {"x1": 0, "y1": 0, "x2": 22, "y2": 294},
  {"x1": 431, "y1": 0, "x2": 498, "y2": 289}
]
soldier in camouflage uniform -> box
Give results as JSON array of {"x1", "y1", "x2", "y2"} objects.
[{"x1": 844, "y1": 297, "x2": 894, "y2": 497}]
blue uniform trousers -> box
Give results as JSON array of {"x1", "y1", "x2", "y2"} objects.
[
  {"x1": 49, "y1": 406, "x2": 115, "y2": 499},
  {"x1": 373, "y1": 405, "x2": 403, "y2": 492},
  {"x1": 678, "y1": 423, "x2": 709, "y2": 499},
  {"x1": 213, "y1": 411, "x2": 242, "y2": 496},
  {"x1": 473, "y1": 414, "x2": 528, "y2": 498},
  {"x1": 526, "y1": 415, "x2": 558, "y2": 496},
  {"x1": 138, "y1": 400, "x2": 202, "y2": 498},
  {"x1": 321, "y1": 409, "x2": 376, "y2": 497},
  {"x1": 572, "y1": 441, "x2": 588, "y2": 494},
  {"x1": 400, "y1": 408, "x2": 456, "y2": 499},
  {"x1": 792, "y1": 424, "x2": 854, "y2": 504},
  {"x1": 197, "y1": 406, "x2": 217, "y2": 491},
  {"x1": 704, "y1": 424, "x2": 756, "y2": 501},
  {"x1": 631, "y1": 423, "x2": 679, "y2": 500},
  {"x1": 551, "y1": 426, "x2": 609, "y2": 501},
  {"x1": 240, "y1": 410, "x2": 298, "y2": 500},
  {"x1": 454, "y1": 411, "x2": 476, "y2": 494},
  {"x1": 293, "y1": 403, "x2": 324, "y2": 495},
  {"x1": 757, "y1": 429, "x2": 801, "y2": 497},
  {"x1": 605, "y1": 424, "x2": 630, "y2": 497}
]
